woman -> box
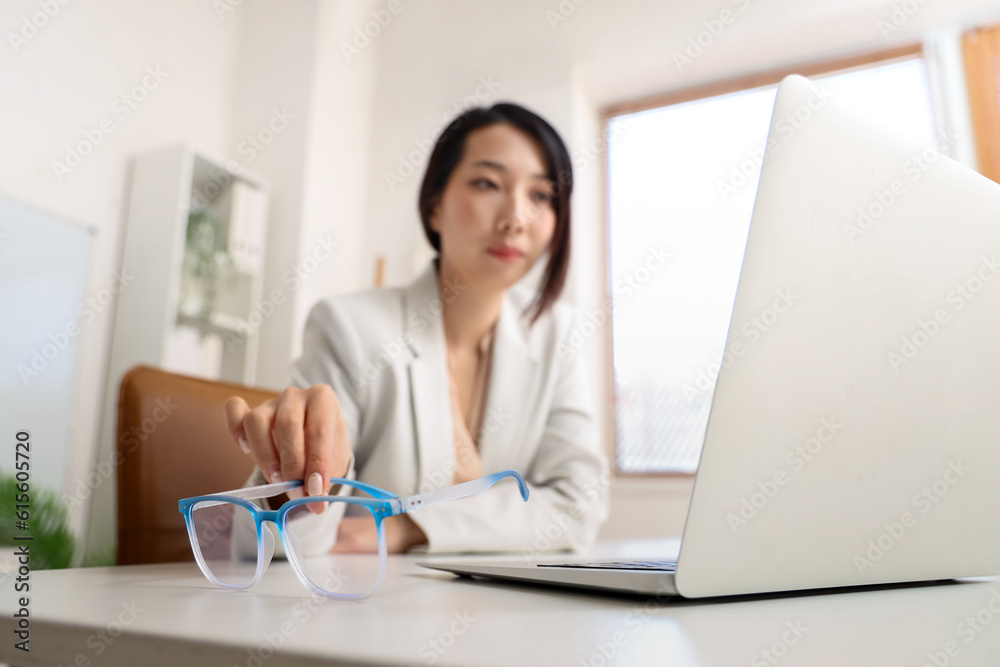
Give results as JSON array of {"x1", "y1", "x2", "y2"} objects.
[{"x1": 224, "y1": 102, "x2": 609, "y2": 555}]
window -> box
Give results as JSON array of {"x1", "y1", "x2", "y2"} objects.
[{"x1": 607, "y1": 52, "x2": 938, "y2": 474}]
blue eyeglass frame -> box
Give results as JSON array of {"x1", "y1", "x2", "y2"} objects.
[{"x1": 178, "y1": 469, "x2": 529, "y2": 600}]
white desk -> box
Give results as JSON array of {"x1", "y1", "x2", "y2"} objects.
[{"x1": 2, "y1": 539, "x2": 999, "y2": 666}]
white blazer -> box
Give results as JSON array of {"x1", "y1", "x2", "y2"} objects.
[{"x1": 252, "y1": 259, "x2": 609, "y2": 555}]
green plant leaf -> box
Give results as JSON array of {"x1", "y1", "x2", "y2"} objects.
[{"x1": 0, "y1": 469, "x2": 76, "y2": 570}]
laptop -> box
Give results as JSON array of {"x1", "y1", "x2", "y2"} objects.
[{"x1": 419, "y1": 74, "x2": 1000, "y2": 598}]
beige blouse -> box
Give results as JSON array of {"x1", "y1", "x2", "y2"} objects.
[{"x1": 447, "y1": 325, "x2": 496, "y2": 484}]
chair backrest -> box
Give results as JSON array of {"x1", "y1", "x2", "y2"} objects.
[{"x1": 116, "y1": 365, "x2": 279, "y2": 565}]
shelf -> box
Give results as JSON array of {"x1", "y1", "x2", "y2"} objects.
[{"x1": 175, "y1": 310, "x2": 249, "y2": 339}]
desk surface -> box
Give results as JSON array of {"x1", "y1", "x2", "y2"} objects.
[{"x1": 2, "y1": 539, "x2": 999, "y2": 667}]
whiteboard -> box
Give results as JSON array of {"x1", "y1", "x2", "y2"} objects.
[{"x1": 0, "y1": 195, "x2": 96, "y2": 496}]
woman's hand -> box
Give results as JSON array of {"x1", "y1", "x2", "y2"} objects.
[
  {"x1": 224, "y1": 384, "x2": 352, "y2": 515},
  {"x1": 331, "y1": 514, "x2": 427, "y2": 553}
]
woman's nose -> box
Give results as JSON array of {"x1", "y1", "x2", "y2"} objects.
[{"x1": 497, "y1": 193, "x2": 529, "y2": 232}]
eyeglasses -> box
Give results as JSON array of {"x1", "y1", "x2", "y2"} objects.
[{"x1": 178, "y1": 469, "x2": 528, "y2": 600}]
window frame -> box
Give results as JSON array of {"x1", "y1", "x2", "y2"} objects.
[{"x1": 600, "y1": 43, "x2": 925, "y2": 477}]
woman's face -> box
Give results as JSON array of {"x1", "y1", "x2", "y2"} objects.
[{"x1": 430, "y1": 123, "x2": 557, "y2": 293}]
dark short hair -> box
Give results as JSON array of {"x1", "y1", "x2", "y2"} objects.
[{"x1": 418, "y1": 102, "x2": 573, "y2": 325}]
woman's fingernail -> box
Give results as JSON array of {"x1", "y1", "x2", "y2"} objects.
[
  {"x1": 269, "y1": 469, "x2": 282, "y2": 484},
  {"x1": 307, "y1": 472, "x2": 323, "y2": 497},
  {"x1": 238, "y1": 433, "x2": 251, "y2": 454}
]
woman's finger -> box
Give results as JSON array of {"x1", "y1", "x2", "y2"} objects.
[
  {"x1": 223, "y1": 396, "x2": 253, "y2": 454},
  {"x1": 243, "y1": 399, "x2": 281, "y2": 484},
  {"x1": 273, "y1": 388, "x2": 308, "y2": 499},
  {"x1": 301, "y1": 385, "x2": 346, "y2": 514}
]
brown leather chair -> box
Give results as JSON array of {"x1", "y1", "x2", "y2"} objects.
[{"x1": 115, "y1": 365, "x2": 279, "y2": 565}]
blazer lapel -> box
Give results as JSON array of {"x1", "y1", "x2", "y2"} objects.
[
  {"x1": 403, "y1": 261, "x2": 455, "y2": 493},
  {"x1": 478, "y1": 291, "x2": 539, "y2": 474},
  {"x1": 402, "y1": 260, "x2": 541, "y2": 490}
]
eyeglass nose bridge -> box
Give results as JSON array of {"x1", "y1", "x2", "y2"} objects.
[
  {"x1": 235, "y1": 510, "x2": 280, "y2": 589},
  {"x1": 255, "y1": 508, "x2": 281, "y2": 524},
  {"x1": 223, "y1": 508, "x2": 317, "y2": 593},
  {"x1": 258, "y1": 520, "x2": 277, "y2": 577},
  {"x1": 254, "y1": 509, "x2": 282, "y2": 564}
]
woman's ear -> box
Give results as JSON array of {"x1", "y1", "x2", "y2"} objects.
[{"x1": 428, "y1": 196, "x2": 442, "y2": 233}]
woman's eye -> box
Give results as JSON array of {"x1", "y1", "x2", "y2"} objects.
[
  {"x1": 473, "y1": 178, "x2": 498, "y2": 190},
  {"x1": 533, "y1": 191, "x2": 553, "y2": 204}
]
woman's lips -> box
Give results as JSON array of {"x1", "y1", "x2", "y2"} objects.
[{"x1": 487, "y1": 246, "x2": 524, "y2": 262}]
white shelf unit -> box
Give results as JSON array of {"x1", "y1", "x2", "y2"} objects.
[
  {"x1": 107, "y1": 143, "x2": 270, "y2": 389},
  {"x1": 84, "y1": 144, "x2": 270, "y2": 563}
]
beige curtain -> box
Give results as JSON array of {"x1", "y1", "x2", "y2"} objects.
[{"x1": 964, "y1": 25, "x2": 1000, "y2": 183}]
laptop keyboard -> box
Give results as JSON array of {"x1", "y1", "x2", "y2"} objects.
[{"x1": 537, "y1": 560, "x2": 677, "y2": 572}]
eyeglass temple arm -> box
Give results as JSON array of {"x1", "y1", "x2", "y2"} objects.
[
  {"x1": 394, "y1": 470, "x2": 529, "y2": 513},
  {"x1": 185, "y1": 471, "x2": 527, "y2": 512},
  {"x1": 199, "y1": 477, "x2": 399, "y2": 504}
]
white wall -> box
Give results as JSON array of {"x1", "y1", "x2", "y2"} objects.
[
  {"x1": 221, "y1": 0, "x2": 381, "y2": 388},
  {"x1": 1, "y1": 0, "x2": 242, "y2": 554},
  {"x1": 292, "y1": 0, "x2": 380, "y2": 361}
]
